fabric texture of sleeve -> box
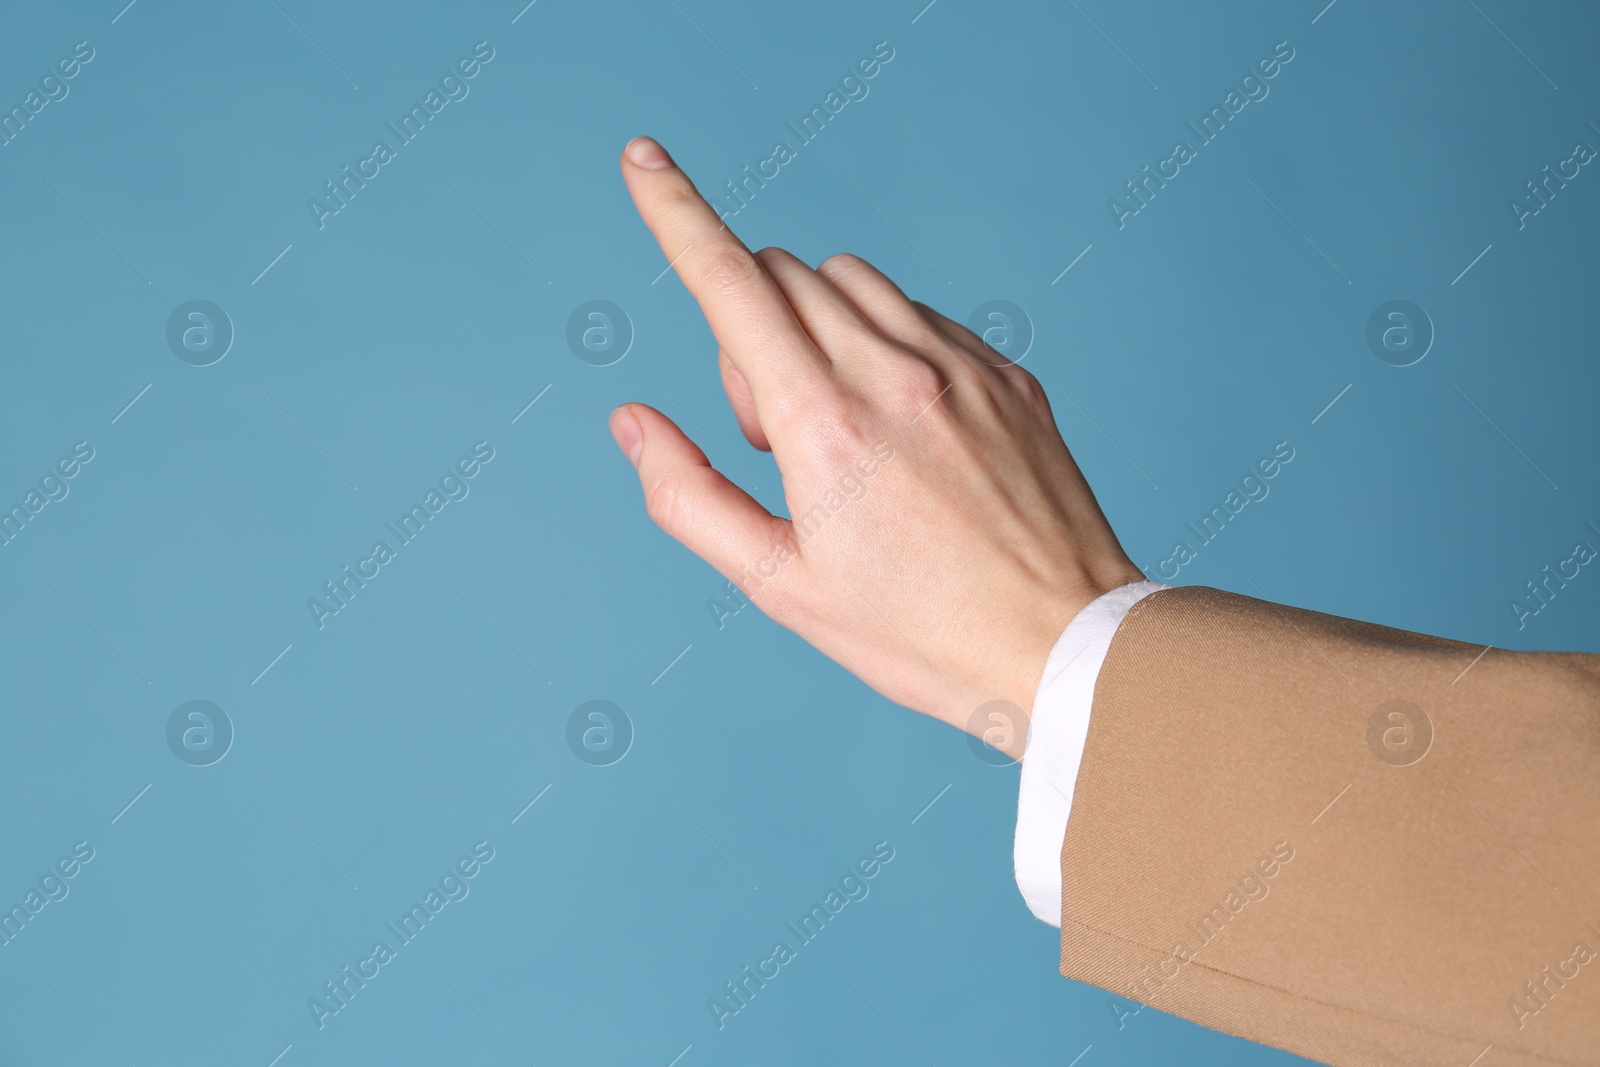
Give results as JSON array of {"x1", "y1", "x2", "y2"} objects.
[{"x1": 1058, "y1": 585, "x2": 1600, "y2": 1067}]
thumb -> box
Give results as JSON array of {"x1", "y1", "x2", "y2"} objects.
[{"x1": 609, "y1": 403, "x2": 791, "y2": 585}]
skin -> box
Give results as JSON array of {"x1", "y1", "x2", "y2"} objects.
[{"x1": 610, "y1": 136, "x2": 1144, "y2": 760}]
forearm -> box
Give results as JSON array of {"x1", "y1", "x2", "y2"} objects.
[{"x1": 1051, "y1": 586, "x2": 1600, "y2": 1066}]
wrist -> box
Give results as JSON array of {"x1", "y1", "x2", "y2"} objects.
[
  {"x1": 1024, "y1": 559, "x2": 1145, "y2": 713},
  {"x1": 967, "y1": 559, "x2": 1144, "y2": 763}
]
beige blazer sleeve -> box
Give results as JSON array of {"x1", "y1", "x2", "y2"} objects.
[{"x1": 1059, "y1": 586, "x2": 1600, "y2": 1067}]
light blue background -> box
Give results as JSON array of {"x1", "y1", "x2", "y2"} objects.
[{"x1": 1, "y1": 1, "x2": 1597, "y2": 1064}]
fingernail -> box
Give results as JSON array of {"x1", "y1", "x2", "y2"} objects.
[
  {"x1": 609, "y1": 407, "x2": 643, "y2": 465},
  {"x1": 625, "y1": 136, "x2": 673, "y2": 170}
]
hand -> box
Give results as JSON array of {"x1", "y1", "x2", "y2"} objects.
[{"x1": 610, "y1": 137, "x2": 1143, "y2": 758}]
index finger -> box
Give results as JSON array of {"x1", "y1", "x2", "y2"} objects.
[{"x1": 621, "y1": 137, "x2": 829, "y2": 397}]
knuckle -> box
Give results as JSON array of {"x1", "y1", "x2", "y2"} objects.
[
  {"x1": 764, "y1": 383, "x2": 840, "y2": 445},
  {"x1": 890, "y1": 359, "x2": 964, "y2": 426},
  {"x1": 818, "y1": 252, "x2": 868, "y2": 279},
  {"x1": 643, "y1": 472, "x2": 683, "y2": 529},
  {"x1": 1022, "y1": 377, "x2": 1052, "y2": 415},
  {"x1": 831, "y1": 401, "x2": 877, "y2": 450},
  {"x1": 696, "y1": 244, "x2": 762, "y2": 294},
  {"x1": 915, "y1": 302, "x2": 972, "y2": 344},
  {"x1": 890, "y1": 355, "x2": 947, "y2": 398},
  {"x1": 1011, "y1": 365, "x2": 1047, "y2": 402}
]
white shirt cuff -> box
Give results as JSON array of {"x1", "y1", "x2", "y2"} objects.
[{"x1": 1013, "y1": 580, "x2": 1169, "y2": 927}]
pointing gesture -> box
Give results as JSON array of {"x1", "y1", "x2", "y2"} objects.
[{"x1": 610, "y1": 137, "x2": 1143, "y2": 755}]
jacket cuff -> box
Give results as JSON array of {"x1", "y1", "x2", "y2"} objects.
[{"x1": 1013, "y1": 580, "x2": 1168, "y2": 926}]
